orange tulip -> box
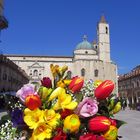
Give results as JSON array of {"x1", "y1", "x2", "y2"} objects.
[
  {"x1": 68, "y1": 77, "x2": 84, "y2": 93},
  {"x1": 88, "y1": 116, "x2": 111, "y2": 133},
  {"x1": 25, "y1": 95, "x2": 41, "y2": 110},
  {"x1": 95, "y1": 80, "x2": 114, "y2": 100}
]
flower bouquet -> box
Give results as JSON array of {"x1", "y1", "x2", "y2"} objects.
[{"x1": 0, "y1": 64, "x2": 126, "y2": 140}]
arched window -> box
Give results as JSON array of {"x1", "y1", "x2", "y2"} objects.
[
  {"x1": 132, "y1": 83, "x2": 135, "y2": 88},
  {"x1": 106, "y1": 27, "x2": 108, "y2": 34},
  {"x1": 81, "y1": 68, "x2": 85, "y2": 77},
  {"x1": 94, "y1": 69, "x2": 99, "y2": 77},
  {"x1": 33, "y1": 70, "x2": 38, "y2": 76},
  {"x1": 67, "y1": 71, "x2": 72, "y2": 79},
  {"x1": 137, "y1": 81, "x2": 139, "y2": 87}
]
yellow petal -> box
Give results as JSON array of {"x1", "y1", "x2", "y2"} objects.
[
  {"x1": 53, "y1": 101, "x2": 61, "y2": 110},
  {"x1": 48, "y1": 87, "x2": 65, "y2": 101},
  {"x1": 64, "y1": 79, "x2": 72, "y2": 85},
  {"x1": 61, "y1": 94, "x2": 72, "y2": 106},
  {"x1": 63, "y1": 101, "x2": 78, "y2": 110}
]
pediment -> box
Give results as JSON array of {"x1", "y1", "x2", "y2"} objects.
[{"x1": 28, "y1": 61, "x2": 44, "y2": 68}]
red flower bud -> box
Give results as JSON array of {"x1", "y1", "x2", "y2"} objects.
[
  {"x1": 41, "y1": 77, "x2": 52, "y2": 88},
  {"x1": 60, "y1": 109, "x2": 73, "y2": 119},
  {"x1": 25, "y1": 95, "x2": 41, "y2": 110},
  {"x1": 95, "y1": 80, "x2": 114, "y2": 100},
  {"x1": 88, "y1": 116, "x2": 111, "y2": 133},
  {"x1": 79, "y1": 133, "x2": 105, "y2": 140},
  {"x1": 53, "y1": 128, "x2": 67, "y2": 140},
  {"x1": 68, "y1": 76, "x2": 84, "y2": 93}
]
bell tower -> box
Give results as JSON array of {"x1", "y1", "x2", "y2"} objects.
[{"x1": 97, "y1": 15, "x2": 110, "y2": 62}]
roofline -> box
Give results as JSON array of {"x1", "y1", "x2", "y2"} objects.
[{"x1": 5, "y1": 54, "x2": 73, "y2": 58}]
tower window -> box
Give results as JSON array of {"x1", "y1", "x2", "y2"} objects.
[
  {"x1": 94, "y1": 69, "x2": 99, "y2": 77},
  {"x1": 106, "y1": 27, "x2": 108, "y2": 34},
  {"x1": 81, "y1": 68, "x2": 85, "y2": 77},
  {"x1": 85, "y1": 51, "x2": 88, "y2": 54}
]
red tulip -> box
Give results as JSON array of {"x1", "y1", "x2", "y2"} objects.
[
  {"x1": 68, "y1": 76, "x2": 84, "y2": 93},
  {"x1": 88, "y1": 116, "x2": 111, "y2": 133},
  {"x1": 41, "y1": 77, "x2": 52, "y2": 88},
  {"x1": 95, "y1": 80, "x2": 114, "y2": 100},
  {"x1": 25, "y1": 95, "x2": 41, "y2": 110},
  {"x1": 109, "y1": 118, "x2": 117, "y2": 126}
]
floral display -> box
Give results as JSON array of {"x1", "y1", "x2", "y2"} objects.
[{"x1": 0, "y1": 64, "x2": 126, "y2": 140}]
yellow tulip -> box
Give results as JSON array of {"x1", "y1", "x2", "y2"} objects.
[
  {"x1": 24, "y1": 108, "x2": 45, "y2": 129},
  {"x1": 112, "y1": 102, "x2": 121, "y2": 114},
  {"x1": 30, "y1": 123, "x2": 52, "y2": 140},
  {"x1": 64, "y1": 114, "x2": 81, "y2": 133},
  {"x1": 93, "y1": 80, "x2": 103, "y2": 88},
  {"x1": 103, "y1": 125, "x2": 118, "y2": 140}
]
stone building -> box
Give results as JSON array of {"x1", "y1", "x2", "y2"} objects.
[
  {"x1": 0, "y1": 55, "x2": 29, "y2": 93},
  {"x1": 0, "y1": 0, "x2": 8, "y2": 30},
  {"x1": 118, "y1": 65, "x2": 140, "y2": 109},
  {"x1": 7, "y1": 16, "x2": 118, "y2": 93}
]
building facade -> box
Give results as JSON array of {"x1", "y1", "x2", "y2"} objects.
[
  {"x1": 0, "y1": 55, "x2": 29, "y2": 93},
  {"x1": 118, "y1": 65, "x2": 140, "y2": 109},
  {"x1": 0, "y1": 0, "x2": 8, "y2": 30},
  {"x1": 7, "y1": 16, "x2": 118, "y2": 93}
]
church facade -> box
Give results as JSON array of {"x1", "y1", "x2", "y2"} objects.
[{"x1": 6, "y1": 16, "x2": 118, "y2": 93}]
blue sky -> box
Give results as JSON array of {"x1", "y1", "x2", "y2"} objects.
[{"x1": 1, "y1": 0, "x2": 140, "y2": 74}]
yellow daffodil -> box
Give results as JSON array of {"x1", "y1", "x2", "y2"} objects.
[
  {"x1": 30, "y1": 123, "x2": 52, "y2": 140},
  {"x1": 24, "y1": 108, "x2": 45, "y2": 129},
  {"x1": 44, "y1": 109, "x2": 60, "y2": 129},
  {"x1": 64, "y1": 114, "x2": 81, "y2": 133}
]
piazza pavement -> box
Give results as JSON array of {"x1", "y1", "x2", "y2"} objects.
[{"x1": 115, "y1": 108, "x2": 140, "y2": 140}]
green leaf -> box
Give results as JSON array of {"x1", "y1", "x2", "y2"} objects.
[
  {"x1": 116, "y1": 119, "x2": 127, "y2": 128},
  {"x1": 74, "y1": 93, "x2": 83, "y2": 103}
]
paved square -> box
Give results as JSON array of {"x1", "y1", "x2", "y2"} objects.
[{"x1": 115, "y1": 108, "x2": 140, "y2": 140}]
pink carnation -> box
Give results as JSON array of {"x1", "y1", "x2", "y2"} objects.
[{"x1": 75, "y1": 97, "x2": 98, "y2": 118}]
